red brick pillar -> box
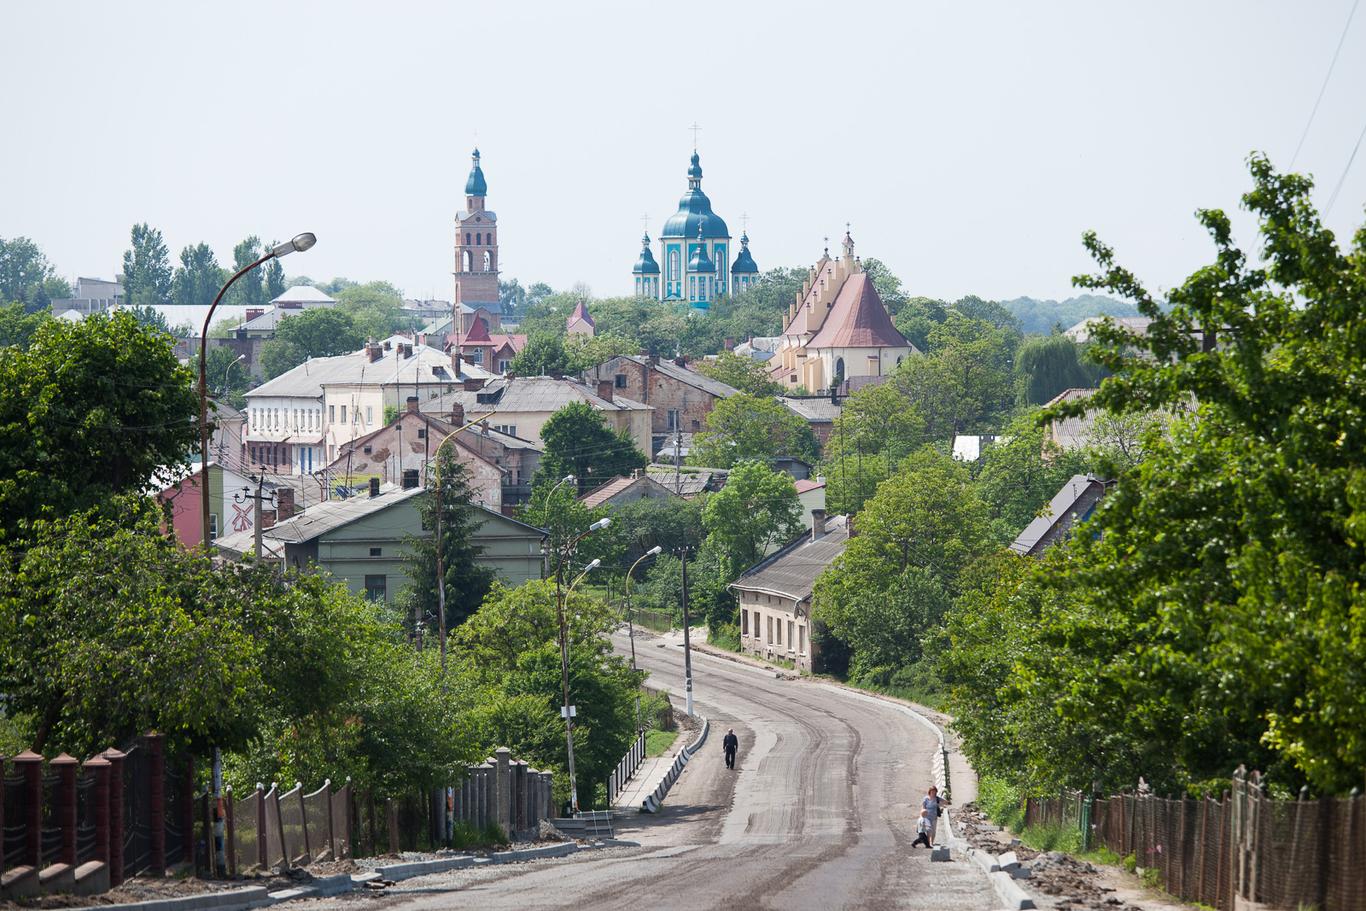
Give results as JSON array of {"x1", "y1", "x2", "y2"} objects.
[
  {"x1": 51, "y1": 753, "x2": 79, "y2": 865},
  {"x1": 13, "y1": 750, "x2": 43, "y2": 869},
  {"x1": 84, "y1": 756, "x2": 111, "y2": 868},
  {"x1": 103, "y1": 749, "x2": 126, "y2": 885},
  {"x1": 147, "y1": 734, "x2": 166, "y2": 876}
]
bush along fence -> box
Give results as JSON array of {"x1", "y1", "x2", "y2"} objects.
[
  {"x1": 2, "y1": 742, "x2": 555, "y2": 899},
  {"x1": 1023, "y1": 767, "x2": 1366, "y2": 911}
]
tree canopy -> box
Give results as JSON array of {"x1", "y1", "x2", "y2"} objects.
[
  {"x1": 535, "y1": 401, "x2": 647, "y2": 494},
  {"x1": 691, "y1": 393, "x2": 820, "y2": 468}
]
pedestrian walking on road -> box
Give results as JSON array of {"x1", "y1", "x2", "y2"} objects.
[
  {"x1": 722, "y1": 729, "x2": 739, "y2": 770},
  {"x1": 921, "y1": 785, "x2": 950, "y2": 843},
  {"x1": 911, "y1": 809, "x2": 933, "y2": 848}
]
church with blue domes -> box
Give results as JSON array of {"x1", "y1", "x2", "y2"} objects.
[{"x1": 633, "y1": 151, "x2": 759, "y2": 308}]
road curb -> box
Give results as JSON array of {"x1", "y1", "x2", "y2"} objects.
[
  {"x1": 641, "y1": 716, "x2": 709, "y2": 813},
  {"x1": 91, "y1": 886, "x2": 271, "y2": 911}
]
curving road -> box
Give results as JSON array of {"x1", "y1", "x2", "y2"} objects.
[{"x1": 339, "y1": 630, "x2": 996, "y2": 911}]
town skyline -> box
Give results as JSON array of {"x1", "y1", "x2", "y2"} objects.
[{"x1": 4, "y1": 1, "x2": 1365, "y2": 304}]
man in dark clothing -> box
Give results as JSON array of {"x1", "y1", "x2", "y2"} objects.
[{"x1": 722, "y1": 729, "x2": 739, "y2": 769}]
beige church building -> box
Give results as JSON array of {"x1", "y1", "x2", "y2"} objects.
[{"x1": 768, "y1": 232, "x2": 916, "y2": 392}]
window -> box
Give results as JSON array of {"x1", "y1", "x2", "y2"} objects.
[
  {"x1": 691, "y1": 419, "x2": 700, "y2": 430},
  {"x1": 483, "y1": 250, "x2": 491, "y2": 271},
  {"x1": 668, "y1": 249, "x2": 680, "y2": 281},
  {"x1": 362, "y1": 445, "x2": 372, "y2": 454},
  {"x1": 209, "y1": 513, "x2": 218, "y2": 541},
  {"x1": 364, "y1": 574, "x2": 387, "y2": 602},
  {"x1": 493, "y1": 424, "x2": 517, "y2": 437},
  {"x1": 835, "y1": 357, "x2": 845, "y2": 382},
  {"x1": 365, "y1": 406, "x2": 373, "y2": 425},
  {"x1": 497, "y1": 359, "x2": 512, "y2": 373},
  {"x1": 417, "y1": 428, "x2": 426, "y2": 439},
  {"x1": 799, "y1": 624, "x2": 806, "y2": 655},
  {"x1": 465, "y1": 232, "x2": 471, "y2": 244},
  {"x1": 741, "y1": 609, "x2": 748, "y2": 636},
  {"x1": 667, "y1": 409, "x2": 680, "y2": 431},
  {"x1": 787, "y1": 620, "x2": 794, "y2": 649},
  {"x1": 615, "y1": 374, "x2": 627, "y2": 388},
  {"x1": 369, "y1": 547, "x2": 382, "y2": 557},
  {"x1": 467, "y1": 348, "x2": 483, "y2": 364},
  {"x1": 340, "y1": 405, "x2": 347, "y2": 423},
  {"x1": 329, "y1": 404, "x2": 336, "y2": 423},
  {"x1": 776, "y1": 619, "x2": 782, "y2": 646},
  {"x1": 766, "y1": 616, "x2": 773, "y2": 644},
  {"x1": 476, "y1": 232, "x2": 482, "y2": 245}
]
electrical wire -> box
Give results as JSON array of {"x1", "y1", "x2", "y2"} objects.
[
  {"x1": 1290, "y1": 0, "x2": 1361, "y2": 168},
  {"x1": 1325, "y1": 112, "x2": 1366, "y2": 215}
]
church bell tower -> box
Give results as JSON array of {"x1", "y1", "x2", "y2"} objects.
[{"x1": 453, "y1": 148, "x2": 501, "y2": 313}]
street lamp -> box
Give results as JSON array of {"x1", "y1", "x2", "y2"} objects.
[
  {"x1": 197, "y1": 233, "x2": 313, "y2": 877},
  {"x1": 219, "y1": 354, "x2": 246, "y2": 396},
  {"x1": 624, "y1": 545, "x2": 662, "y2": 730},
  {"x1": 554, "y1": 516, "x2": 610, "y2": 815},
  {"x1": 199, "y1": 232, "x2": 316, "y2": 549}
]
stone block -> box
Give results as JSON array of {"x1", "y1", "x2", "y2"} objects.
[
  {"x1": 72, "y1": 861, "x2": 109, "y2": 896},
  {"x1": 38, "y1": 863, "x2": 75, "y2": 893},
  {"x1": 930, "y1": 846, "x2": 951, "y2": 862}
]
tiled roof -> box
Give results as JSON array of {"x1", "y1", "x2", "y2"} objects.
[
  {"x1": 577, "y1": 474, "x2": 677, "y2": 509},
  {"x1": 424, "y1": 376, "x2": 650, "y2": 416},
  {"x1": 793, "y1": 478, "x2": 825, "y2": 494},
  {"x1": 645, "y1": 464, "x2": 727, "y2": 497},
  {"x1": 730, "y1": 515, "x2": 849, "y2": 602},
  {"x1": 806, "y1": 273, "x2": 912, "y2": 349},
  {"x1": 271, "y1": 285, "x2": 335, "y2": 305},
  {"x1": 780, "y1": 396, "x2": 841, "y2": 422},
  {"x1": 566, "y1": 300, "x2": 595, "y2": 330},
  {"x1": 1043, "y1": 387, "x2": 1098, "y2": 409}
]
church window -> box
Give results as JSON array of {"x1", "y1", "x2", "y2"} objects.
[
  {"x1": 465, "y1": 233, "x2": 471, "y2": 245},
  {"x1": 668, "y1": 249, "x2": 680, "y2": 281},
  {"x1": 463, "y1": 250, "x2": 474, "y2": 271},
  {"x1": 483, "y1": 250, "x2": 492, "y2": 271},
  {"x1": 835, "y1": 357, "x2": 845, "y2": 382},
  {"x1": 476, "y1": 232, "x2": 482, "y2": 245}
]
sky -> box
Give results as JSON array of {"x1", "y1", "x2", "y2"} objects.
[{"x1": 4, "y1": 0, "x2": 1366, "y2": 305}]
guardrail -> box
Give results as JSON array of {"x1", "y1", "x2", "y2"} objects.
[
  {"x1": 640, "y1": 718, "x2": 708, "y2": 813},
  {"x1": 606, "y1": 731, "x2": 647, "y2": 807}
]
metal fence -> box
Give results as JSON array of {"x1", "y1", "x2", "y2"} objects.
[
  {"x1": 606, "y1": 731, "x2": 648, "y2": 807},
  {"x1": 631, "y1": 608, "x2": 674, "y2": 633},
  {"x1": 1024, "y1": 767, "x2": 1366, "y2": 911}
]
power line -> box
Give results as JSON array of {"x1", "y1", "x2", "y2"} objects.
[
  {"x1": 1325, "y1": 112, "x2": 1366, "y2": 215},
  {"x1": 1290, "y1": 0, "x2": 1361, "y2": 168}
]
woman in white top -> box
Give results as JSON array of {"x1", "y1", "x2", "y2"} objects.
[{"x1": 921, "y1": 785, "x2": 950, "y2": 843}]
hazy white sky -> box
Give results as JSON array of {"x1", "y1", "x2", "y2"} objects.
[{"x1": 4, "y1": 1, "x2": 1365, "y2": 304}]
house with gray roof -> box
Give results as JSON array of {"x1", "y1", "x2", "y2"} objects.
[
  {"x1": 581, "y1": 354, "x2": 737, "y2": 450},
  {"x1": 215, "y1": 481, "x2": 547, "y2": 601},
  {"x1": 730, "y1": 510, "x2": 850, "y2": 673},
  {"x1": 1010, "y1": 474, "x2": 1109, "y2": 557}
]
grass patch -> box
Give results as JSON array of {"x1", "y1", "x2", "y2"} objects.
[
  {"x1": 645, "y1": 728, "x2": 679, "y2": 757},
  {"x1": 450, "y1": 820, "x2": 508, "y2": 849},
  {"x1": 709, "y1": 622, "x2": 741, "y2": 652}
]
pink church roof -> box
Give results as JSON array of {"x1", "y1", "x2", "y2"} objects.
[
  {"x1": 566, "y1": 300, "x2": 595, "y2": 331},
  {"x1": 806, "y1": 272, "x2": 911, "y2": 349}
]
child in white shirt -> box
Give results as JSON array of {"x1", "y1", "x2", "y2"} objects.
[{"x1": 912, "y1": 808, "x2": 933, "y2": 848}]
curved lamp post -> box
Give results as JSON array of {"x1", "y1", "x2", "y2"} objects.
[
  {"x1": 624, "y1": 545, "x2": 662, "y2": 730},
  {"x1": 555, "y1": 517, "x2": 610, "y2": 815},
  {"x1": 199, "y1": 232, "x2": 315, "y2": 548}
]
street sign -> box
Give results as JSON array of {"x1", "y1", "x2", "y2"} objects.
[{"x1": 560, "y1": 705, "x2": 577, "y2": 718}]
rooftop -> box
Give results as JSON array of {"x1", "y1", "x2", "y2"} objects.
[
  {"x1": 577, "y1": 474, "x2": 677, "y2": 509},
  {"x1": 1009, "y1": 474, "x2": 1107, "y2": 556},
  {"x1": 424, "y1": 375, "x2": 651, "y2": 415},
  {"x1": 271, "y1": 285, "x2": 336, "y2": 306},
  {"x1": 730, "y1": 515, "x2": 850, "y2": 603},
  {"x1": 246, "y1": 338, "x2": 492, "y2": 400},
  {"x1": 806, "y1": 272, "x2": 913, "y2": 350},
  {"x1": 779, "y1": 396, "x2": 842, "y2": 422}
]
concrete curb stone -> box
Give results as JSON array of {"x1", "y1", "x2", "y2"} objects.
[
  {"x1": 90, "y1": 886, "x2": 272, "y2": 911},
  {"x1": 641, "y1": 717, "x2": 709, "y2": 813}
]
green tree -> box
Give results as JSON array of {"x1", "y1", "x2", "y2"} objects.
[
  {"x1": 335, "y1": 280, "x2": 404, "y2": 338},
  {"x1": 693, "y1": 350, "x2": 781, "y2": 395},
  {"x1": 892, "y1": 296, "x2": 948, "y2": 352},
  {"x1": 535, "y1": 401, "x2": 647, "y2": 493},
  {"x1": 973, "y1": 413, "x2": 1090, "y2": 543},
  {"x1": 0, "y1": 311, "x2": 198, "y2": 537},
  {"x1": 0, "y1": 236, "x2": 63, "y2": 312},
  {"x1": 894, "y1": 312, "x2": 1016, "y2": 438},
  {"x1": 277, "y1": 307, "x2": 364, "y2": 358},
  {"x1": 258, "y1": 338, "x2": 306, "y2": 379},
  {"x1": 1014, "y1": 333, "x2": 1097, "y2": 405},
  {"x1": 701, "y1": 460, "x2": 803, "y2": 575},
  {"x1": 399, "y1": 448, "x2": 496, "y2": 634},
  {"x1": 121, "y1": 223, "x2": 173, "y2": 308},
  {"x1": 262, "y1": 245, "x2": 286, "y2": 301},
  {"x1": 691, "y1": 393, "x2": 820, "y2": 468},
  {"x1": 861, "y1": 257, "x2": 910, "y2": 314},
  {"x1": 171, "y1": 242, "x2": 227, "y2": 306},
  {"x1": 509, "y1": 331, "x2": 572, "y2": 376},
  {"x1": 709, "y1": 266, "x2": 805, "y2": 341},
  {"x1": 0, "y1": 302, "x2": 50, "y2": 348},
  {"x1": 226, "y1": 236, "x2": 265, "y2": 308}
]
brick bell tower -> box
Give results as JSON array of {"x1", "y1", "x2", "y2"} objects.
[{"x1": 453, "y1": 148, "x2": 500, "y2": 319}]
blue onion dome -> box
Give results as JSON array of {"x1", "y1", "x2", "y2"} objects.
[
  {"x1": 731, "y1": 231, "x2": 759, "y2": 274},
  {"x1": 634, "y1": 232, "x2": 660, "y2": 274},
  {"x1": 687, "y1": 225, "x2": 716, "y2": 273},
  {"x1": 465, "y1": 148, "x2": 487, "y2": 196},
  {"x1": 661, "y1": 151, "x2": 730, "y2": 238}
]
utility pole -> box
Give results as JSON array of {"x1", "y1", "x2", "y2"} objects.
[
  {"x1": 674, "y1": 427, "x2": 683, "y2": 496},
  {"x1": 680, "y1": 545, "x2": 694, "y2": 716},
  {"x1": 234, "y1": 472, "x2": 278, "y2": 559}
]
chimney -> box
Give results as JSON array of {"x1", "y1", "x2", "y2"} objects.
[
  {"x1": 366, "y1": 340, "x2": 382, "y2": 362},
  {"x1": 724, "y1": 337, "x2": 735, "y2": 351},
  {"x1": 674, "y1": 356, "x2": 687, "y2": 368},
  {"x1": 405, "y1": 395, "x2": 419, "y2": 413},
  {"x1": 401, "y1": 468, "x2": 420, "y2": 490},
  {"x1": 402, "y1": 343, "x2": 413, "y2": 359},
  {"x1": 451, "y1": 350, "x2": 463, "y2": 376},
  {"x1": 245, "y1": 307, "x2": 264, "y2": 322},
  {"x1": 368, "y1": 477, "x2": 380, "y2": 498},
  {"x1": 810, "y1": 508, "x2": 826, "y2": 542},
  {"x1": 261, "y1": 508, "x2": 277, "y2": 529},
  {"x1": 597, "y1": 380, "x2": 614, "y2": 402},
  {"x1": 646, "y1": 354, "x2": 660, "y2": 367},
  {"x1": 275, "y1": 487, "x2": 295, "y2": 521},
  {"x1": 449, "y1": 402, "x2": 465, "y2": 426},
  {"x1": 463, "y1": 377, "x2": 485, "y2": 392},
  {"x1": 847, "y1": 515, "x2": 857, "y2": 538}
]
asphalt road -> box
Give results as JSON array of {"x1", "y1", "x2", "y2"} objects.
[{"x1": 327, "y1": 630, "x2": 996, "y2": 911}]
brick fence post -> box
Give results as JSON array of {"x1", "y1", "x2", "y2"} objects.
[
  {"x1": 181, "y1": 757, "x2": 196, "y2": 872},
  {"x1": 102, "y1": 749, "x2": 126, "y2": 885},
  {"x1": 513, "y1": 761, "x2": 527, "y2": 835},
  {"x1": 13, "y1": 750, "x2": 43, "y2": 869},
  {"x1": 85, "y1": 756, "x2": 111, "y2": 870},
  {"x1": 51, "y1": 753, "x2": 79, "y2": 866},
  {"x1": 146, "y1": 733, "x2": 166, "y2": 876}
]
